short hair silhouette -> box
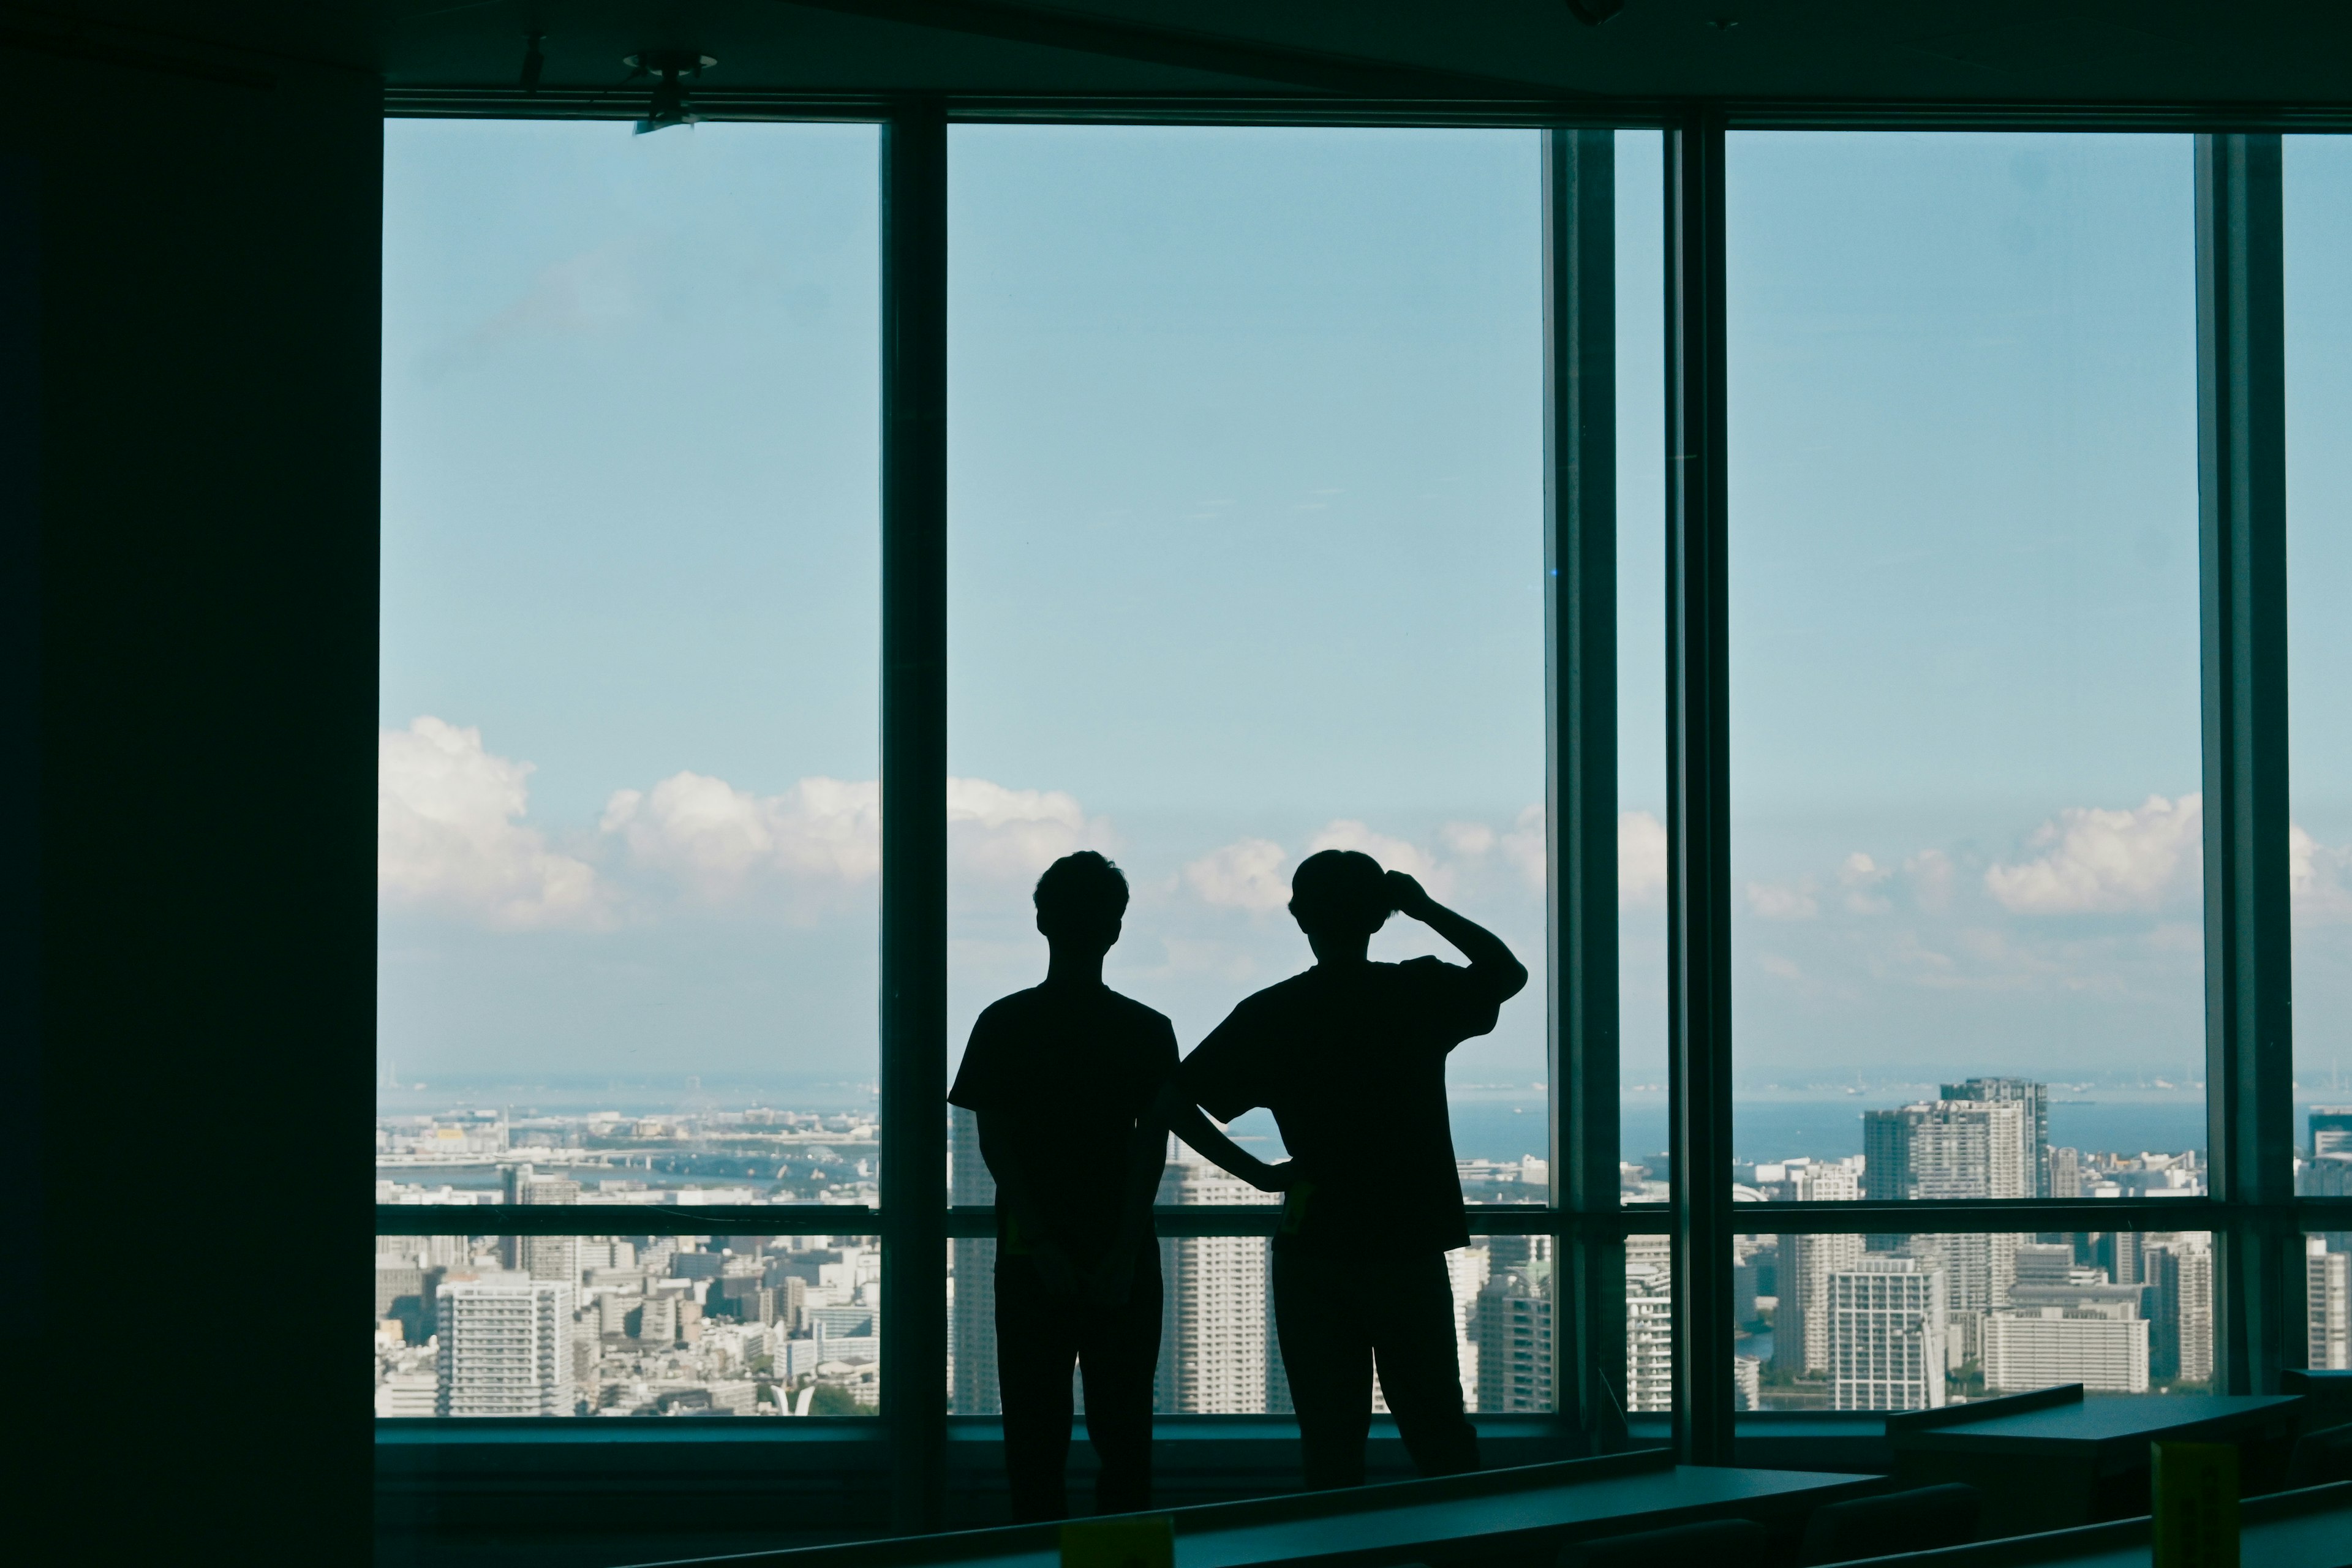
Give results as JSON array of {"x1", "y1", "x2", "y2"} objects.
[
  {"x1": 1287, "y1": 848, "x2": 1392, "y2": 937},
  {"x1": 1033, "y1": 851, "x2": 1129, "y2": 935}
]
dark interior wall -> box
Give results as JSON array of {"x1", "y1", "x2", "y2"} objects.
[{"x1": 7, "y1": 47, "x2": 380, "y2": 1566}]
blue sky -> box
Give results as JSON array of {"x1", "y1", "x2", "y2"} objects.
[{"x1": 377, "y1": 121, "x2": 2352, "y2": 1141}]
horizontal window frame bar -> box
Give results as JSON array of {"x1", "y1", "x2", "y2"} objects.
[
  {"x1": 374, "y1": 1198, "x2": 2352, "y2": 1238},
  {"x1": 379, "y1": 88, "x2": 2352, "y2": 135}
]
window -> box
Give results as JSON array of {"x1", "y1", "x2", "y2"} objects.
[
  {"x1": 379, "y1": 121, "x2": 883, "y2": 1414},
  {"x1": 1724, "y1": 132, "x2": 2205, "y2": 1189},
  {"x1": 2286, "y1": 137, "x2": 2352, "y2": 1159}
]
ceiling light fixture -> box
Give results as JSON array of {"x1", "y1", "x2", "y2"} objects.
[{"x1": 624, "y1": 50, "x2": 717, "y2": 134}]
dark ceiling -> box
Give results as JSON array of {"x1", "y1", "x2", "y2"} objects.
[{"x1": 8, "y1": 0, "x2": 2351, "y2": 108}]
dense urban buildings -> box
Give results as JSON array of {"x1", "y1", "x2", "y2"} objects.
[{"x1": 375, "y1": 1080, "x2": 2308, "y2": 1419}]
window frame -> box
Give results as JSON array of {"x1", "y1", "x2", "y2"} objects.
[{"x1": 371, "y1": 92, "x2": 2352, "y2": 1529}]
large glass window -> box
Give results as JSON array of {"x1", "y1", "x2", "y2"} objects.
[
  {"x1": 2286, "y1": 137, "x2": 2352, "y2": 1197},
  {"x1": 377, "y1": 121, "x2": 881, "y2": 1169},
  {"x1": 1725, "y1": 133, "x2": 2205, "y2": 1195},
  {"x1": 946, "y1": 124, "x2": 1548, "y2": 1416}
]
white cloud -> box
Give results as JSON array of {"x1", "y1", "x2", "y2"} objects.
[
  {"x1": 2292, "y1": 823, "x2": 2352, "y2": 921},
  {"x1": 1839, "y1": 852, "x2": 1894, "y2": 915},
  {"x1": 1905, "y1": 848, "x2": 1955, "y2": 912},
  {"x1": 1184, "y1": 838, "x2": 1292, "y2": 911},
  {"x1": 1441, "y1": 821, "x2": 1497, "y2": 859},
  {"x1": 1985, "y1": 793, "x2": 2202, "y2": 914},
  {"x1": 1308, "y1": 820, "x2": 1441, "y2": 881},
  {"x1": 947, "y1": 777, "x2": 1113, "y2": 882},
  {"x1": 378, "y1": 717, "x2": 605, "y2": 929},
  {"x1": 601, "y1": 772, "x2": 881, "y2": 897},
  {"x1": 1504, "y1": 805, "x2": 1548, "y2": 891},
  {"x1": 1619, "y1": 810, "x2": 1668, "y2": 907},
  {"x1": 1745, "y1": 879, "x2": 1820, "y2": 921}
]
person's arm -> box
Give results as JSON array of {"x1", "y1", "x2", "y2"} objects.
[
  {"x1": 1154, "y1": 1079, "x2": 1293, "y2": 1192},
  {"x1": 975, "y1": 1110, "x2": 1081, "y2": 1298},
  {"x1": 1387, "y1": 870, "x2": 1529, "y2": 1001}
]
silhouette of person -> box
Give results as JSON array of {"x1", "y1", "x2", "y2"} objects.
[
  {"x1": 1164, "y1": 848, "x2": 1528, "y2": 1492},
  {"x1": 949, "y1": 851, "x2": 1291, "y2": 1522}
]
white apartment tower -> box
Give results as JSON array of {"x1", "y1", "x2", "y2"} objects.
[
  {"x1": 435, "y1": 1276, "x2": 575, "y2": 1416},
  {"x1": 1830, "y1": 1257, "x2": 1947, "y2": 1411},
  {"x1": 2148, "y1": 1237, "x2": 2215, "y2": 1386},
  {"x1": 1155, "y1": 1150, "x2": 1268, "y2": 1413},
  {"x1": 1625, "y1": 1234, "x2": 1674, "y2": 1413},
  {"x1": 2310, "y1": 1239, "x2": 2350, "y2": 1372},
  {"x1": 947, "y1": 1107, "x2": 1000, "y2": 1415},
  {"x1": 1984, "y1": 1305, "x2": 2149, "y2": 1393}
]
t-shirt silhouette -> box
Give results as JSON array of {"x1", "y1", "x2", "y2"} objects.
[
  {"x1": 949, "y1": 984, "x2": 1179, "y2": 1267},
  {"x1": 1180, "y1": 957, "x2": 1501, "y2": 1254}
]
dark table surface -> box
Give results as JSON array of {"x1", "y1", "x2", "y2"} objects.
[
  {"x1": 633, "y1": 1449, "x2": 1883, "y2": 1568},
  {"x1": 1891, "y1": 1393, "x2": 2304, "y2": 1457},
  {"x1": 1837, "y1": 1480, "x2": 2352, "y2": 1567}
]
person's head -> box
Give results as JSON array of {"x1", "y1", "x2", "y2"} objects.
[
  {"x1": 1033, "y1": 850, "x2": 1129, "y2": 952},
  {"x1": 1287, "y1": 848, "x2": 1392, "y2": 943}
]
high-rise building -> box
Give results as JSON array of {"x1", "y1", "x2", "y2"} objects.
[
  {"x1": 1155, "y1": 1150, "x2": 1268, "y2": 1413},
  {"x1": 947, "y1": 1107, "x2": 999, "y2": 1416},
  {"x1": 1985, "y1": 1302, "x2": 2149, "y2": 1393},
  {"x1": 436, "y1": 1275, "x2": 575, "y2": 1416},
  {"x1": 1829, "y1": 1257, "x2": 1946, "y2": 1411},
  {"x1": 1863, "y1": 1100, "x2": 2026, "y2": 1366},
  {"x1": 1625, "y1": 1234, "x2": 1673, "y2": 1413},
  {"x1": 1448, "y1": 1245, "x2": 1492, "y2": 1412},
  {"x1": 1777, "y1": 1232, "x2": 1863, "y2": 1378},
  {"x1": 1943, "y1": 1077, "x2": 2051, "y2": 1197},
  {"x1": 1474, "y1": 1270, "x2": 1553, "y2": 1413},
  {"x1": 1732, "y1": 1354, "x2": 1762, "y2": 1412},
  {"x1": 499, "y1": 1163, "x2": 581, "y2": 1283},
  {"x1": 2147, "y1": 1238, "x2": 2214, "y2": 1386},
  {"x1": 2049, "y1": 1147, "x2": 2085, "y2": 1199},
  {"x1": 2310, "y1": 1238, "x2": 2350, "y2": 1373},
  {"x1": 2312, "y1": 1107, "x2": 2352, "y2": 1158}
]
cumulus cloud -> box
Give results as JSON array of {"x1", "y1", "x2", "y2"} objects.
[
  {"x1": 1504, "y1": 805, "x2": 1548, "y2": 891},
  {"x1": 947, "y1": 778, "x2": 1113, "y2": 881},
  {"x1": 1184, "y1": 838, "x2": 1292, "y2": 911},
  {"x1": 1745, "y1": 879, "x2": 1820, "y2": 921},
  {"x1": 379, "y1": 717, "x2": 605, "y2": 929},
  {"x1": 1905, "y1": 848, "x2": 1955, "y2": 913},
  {"x1": 1619, "y1": 810, "x2": 1668, "y2": 907},
  {"x1": 1839, "y1": 853, "x2": 1894, "y2": 915},
  {"x1": 1308, "y1": 820, "x2": 1441, "y2": 881},
  {"x1": 1441, "y1": 822, "x2": 1497, "y2": 859},
  {"x1": 1985, "y1": 793, "x2": 2201, "y2": 914},
  {"x1": 2292, "y1": 823, "x2": 2352, "y2": 921},
  {"x1": 601, "y1": 772, "x2": 880, "y2": 897}
]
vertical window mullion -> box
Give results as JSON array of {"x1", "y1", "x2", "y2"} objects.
[
  {"x1": 1664, "y1": 106, "x2": 1734, "y2": 1464},
  {"x1": 1545, "y1": 125, "x2": 1626, "y2": 1439},
  {"x1": 2195, "y1": 132, "x2": 2294, "y2": 1395},
  {"x1": 880, "y1": 98, "x2": 950, "y2": 1530}
]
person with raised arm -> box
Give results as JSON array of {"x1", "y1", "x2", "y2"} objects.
[{"x1": 1160, "y1": 848, "x2": 1528, "y2": 1491}]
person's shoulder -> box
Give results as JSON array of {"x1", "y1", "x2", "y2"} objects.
[
  {"x1": 1390, "y1": 956, "x2": 1468, "y2": 977},
  {"x1": 973, "y1": 987, "x2": 1049, "y2": 1030},
  {"x1": 1102, "y1": 990, "x2": 1173, "y2": 1030}
]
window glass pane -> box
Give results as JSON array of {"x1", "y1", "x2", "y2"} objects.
[
  {"x1": 375, "y1": 1231, "x2": 881, "y2": 1417},
  {"x1": 947, "y1": 125, "x2": 1550, "y2": 1215},
  {"x1": 377, "y1": 123, "x2": 880, "y2": 1148},
  {"x1": 1725, "y1": 133, "x2": 2203, "y2": 1185},
  {"x1": 1616, "y1": 132, "x2": 1672, "y2": 1198},
  {"x1": 2286, "y1": 136, "x2": 2352, "y2": 1161},
  {"x1": 1746, "y1": 1226, "x2": 2213, "y2": 1409}
]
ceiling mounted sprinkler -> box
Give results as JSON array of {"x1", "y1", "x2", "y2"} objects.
[{"x1": 624, "y1": 50, "x2": 716, "y2": 134}]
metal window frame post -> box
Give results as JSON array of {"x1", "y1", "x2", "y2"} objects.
[
  {"x1": 880, "y1": 98, "x2": 951, "y2": 1532},
  {"x1": 1663, "y1": 107, "x2": 1734, "y2": 1465},
  {"x1": 1544, "y1": 126, "x2": 1627, "y2": 1441},
  {"x1": 2195, "y1": 132, "x2": 2295, "y2": 1396}
]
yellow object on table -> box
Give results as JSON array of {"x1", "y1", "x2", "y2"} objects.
[
  {"x1": 2152, "y1": 1442, "x2": 2239, "y2": 1568},
  {"x1": 1061, "y1": 1514, "x2": 1174, "y2": 1568}
]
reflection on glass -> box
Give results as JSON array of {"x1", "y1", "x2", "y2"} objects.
[
  {"x1": 377, "y1": 121, "x2": 882, "y2": 1131},
  {"x1": 1741, "y1": 1228, "x2": 2214, "y2": 1410},
  {"x1": 2286, "y1": 137, "x2": 2352, "y2": 1142},
  {"x1": 946, "y1": 126, "x2": 1549, "y2": 1205},
  {"x1": 374, "y1": 1231, "x2": 881, "y2": 1417},
  {"x1": 1725, "y1": 132, "x2": 2203, "y2": 1174}
]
